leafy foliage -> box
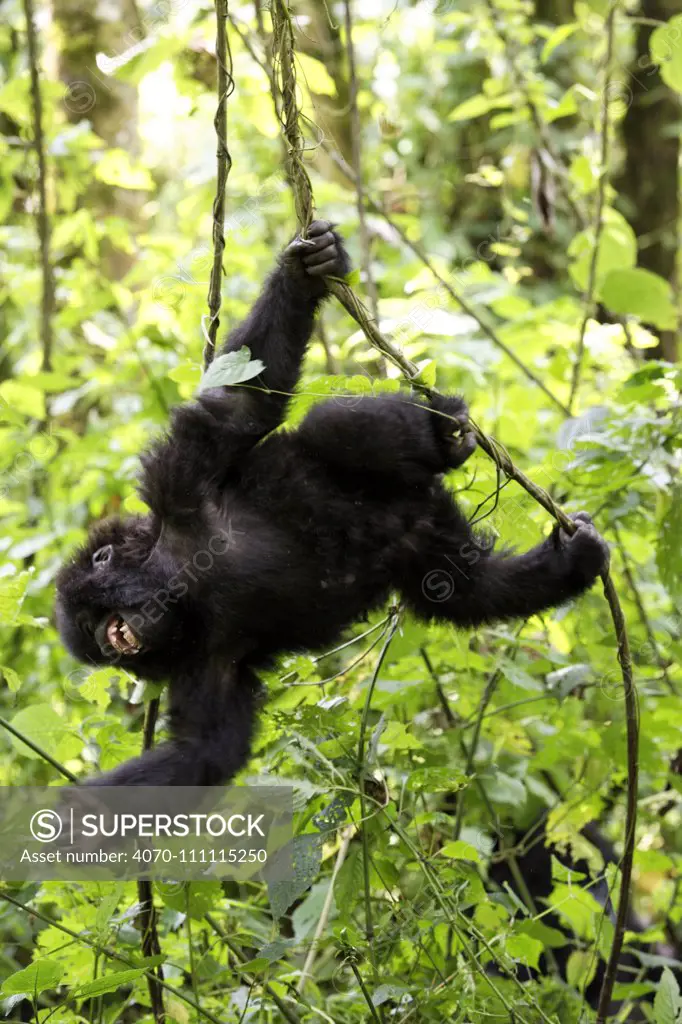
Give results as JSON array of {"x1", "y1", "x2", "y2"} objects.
[{"x1": 0, "y1": 0, "x2": 681, "y2": 1022}]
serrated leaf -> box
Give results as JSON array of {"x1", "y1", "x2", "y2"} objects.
[
  {"x1": 9, "y1": 704, "x2": 68, "y2": 760},
  {"x1": 198, "y1": 348, "x2": 265, "y2": 391}
]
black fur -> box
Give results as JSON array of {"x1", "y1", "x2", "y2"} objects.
[{"x1": 55, "y1": 221, "x2": 609, "y2": 787}]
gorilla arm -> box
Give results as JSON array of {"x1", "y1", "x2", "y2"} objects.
[
  {"x1": 140, "y1": 222, "x2": 349, "y2": 525},
  {"x1": 83, "y1": 662, "x2": 260, "y2": 787}
]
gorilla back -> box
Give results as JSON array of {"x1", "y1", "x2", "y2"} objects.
[{"x1": 55, "y1": 221, "x2": 609, "y2": 788}]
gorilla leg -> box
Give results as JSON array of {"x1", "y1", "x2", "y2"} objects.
[{"x1": 296, "y1": 393, "x2": 476, "y2": 484}]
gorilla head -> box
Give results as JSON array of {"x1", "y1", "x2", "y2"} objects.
[{"x1": 55, "y1": 515, "x2": 190, "y2": 681}]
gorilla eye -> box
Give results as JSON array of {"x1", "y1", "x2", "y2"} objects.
[{"x1": 92, "y1": 545, "x2": 113, "y2": 567}]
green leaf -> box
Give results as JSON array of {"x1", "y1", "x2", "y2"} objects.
[
  {"x1": 157, "y1": 881, "x2": 223, "y2": 919},
  {"x1": 566, "y1": 949, "x2": 597, "y2": 990},
  {"x1": 80, "y1": 667, "x2": 120, "y2": 709},
  {"x1": 654, "y1": 966, "x2": 682, "y2": 1024},
  {"x1": 76, "y1": 968, "x2": 148, "y2": 1000},
  {"x1": 568, "y1": 209, "x2": 636, "y2": 291},
  {"x1": 0, "y1": 380, "x2": 45, "y2": 420},
  {"x1": 198, "y1": 348, "x2": 265, "y2": 391},
  {"x1": 2, "y1": 959, "x2": 64, "y2": 996},
  {"x1": 651, "y1": 16, "x2": 682, "y2": 93},
  {"x1": 506, "y1": 934, "x2": 543, "y2": 970},
  {"x1": 95, "y1": 149, "x2": 155, "y2": 190},
  {"x1": 447, "y1": 93, "x2": 513, "y2": 122},
  {"x1": 168, "y1": 361, "x2": 202, "y2": 387},
  {"x1": 541, "y1": 23, "x2": 578, "y2": 63},
  {"x1": 439, "y1": 840, "x2": 480, "y2": 863},
  {"x1": 296, "y1": 53, "x2": 337, "y2": 96},
  {"x1": 484, "y1": 771, "x2": 526, "y2": 807},
  {"x1": 9, "y1": 704, "x2": 70, "y2": 760},
  {"x1": 268, "y1": 834, "x2": 322, "y2": 918},
  {"x1": 1, "y1": 665, "x2": 21, "y2": 692},
  {"x1": 601, "y1": 268, "x2": 677, "y2": 330},
  {"x1": 381, "y1": 721, "x2": 422, "y2": 751}
]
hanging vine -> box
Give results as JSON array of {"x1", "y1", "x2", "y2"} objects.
[{"x1": 264, "y1": 2, "x2": 638, "y2": 1018}]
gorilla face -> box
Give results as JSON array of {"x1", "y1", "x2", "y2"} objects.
[{"x1": 55, "y1": 516, "x2": 188, "y2": 679}]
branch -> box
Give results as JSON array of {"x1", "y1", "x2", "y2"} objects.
[
  {"x1": 204, "y1": 0, "x2": 234, "y2": 367},
  {"x1": 268, "y1": 10, "x2": 638, "y2": 1019},
  {"x1": 22, "y1": 0, "x2": 54, "y2": 373},
  {"x1": 342, "y1": 0, "x2": 379, "y2": 323},
  {"x1": 228, "y1": 9, "x2": 570, "y2": 411}
]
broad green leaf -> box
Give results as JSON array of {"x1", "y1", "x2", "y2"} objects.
[
  {"x1": 268, "y1": 834, "x2": 322, "y2": 918},
  {"x1": 198, "y1": 348, "x2": 265, "y2": 391},
  {"x1": 568, "y1": 209, "x2": 636, "y2": 292},
  {"x1": 0, "y1": 380, "x2": 45, "y2": 420},
  {"x1": 654, "y1": 967, "x2": 682, "y2": 1024},
  {"x1": 9, "y1": 704, "x2": 74, "y2": 760},
  {"x1": 2, "y1": 959, "x2": 63, "y2": 996},
  {"x1": 381, "y1": 721, "x2": 422, "y2": 751},
  {"x1": 601, "y1": 268, "x2": 677, "y2": 330},
  {"x1": 439, "y1": 841, "x2": 480, "y2": 863},
  {"x1": 506, "y1": 934, "x2": 543, "y2": 970},
  {"x1": 566, "y1": 949, "x2": 597, "y2": 990},
  {"x1": 297, "y1": 53, "x2": 337, "y2": 96},
  {"x1": 76, "y1": 968, "x2": 149, "y2": 999},
  {"x1": 157, "y1": 881, "x2": 223, "y2": 919},
  {"x1": 448, "y1": 93, "x2": 513, "y2": 122},
  {"x1": 651, "y1": 16, "x2": 682, "y2": 93}
]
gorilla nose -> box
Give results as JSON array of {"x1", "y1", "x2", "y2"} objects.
[{"x1": 76, "y1": 612, "x2": 94, "y2": 638}]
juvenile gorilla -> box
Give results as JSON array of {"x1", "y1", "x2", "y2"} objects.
[{"x1": 56, "y1": 221, "x2": 609, "y2": 787}]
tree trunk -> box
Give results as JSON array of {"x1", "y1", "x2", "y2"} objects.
[
  {"x1": 52, "y1": 0, "x2": 144, "y2": 280},
  {"x1": 617, "y1": 0, "x2": 680, "y2": 361}
]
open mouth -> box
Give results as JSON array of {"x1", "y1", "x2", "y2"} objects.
[{"x1": 105, "y1": 614, "x2": 142, "y2": 655}]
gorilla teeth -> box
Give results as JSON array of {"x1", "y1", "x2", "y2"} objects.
[{"x1": 106, "y1": 616, "x2": 141, "y2": 655}]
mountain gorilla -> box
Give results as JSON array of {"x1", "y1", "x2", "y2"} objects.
[{"x1": 55, "y1": 221, "x2": 609, "y2": 787}]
